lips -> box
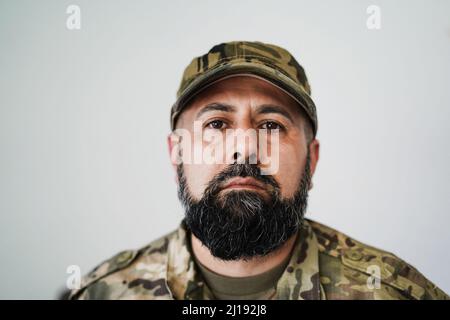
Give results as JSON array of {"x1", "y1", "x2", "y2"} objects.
[{"x1": 222, "y1": 177, "x2": 267, "y2": 191}]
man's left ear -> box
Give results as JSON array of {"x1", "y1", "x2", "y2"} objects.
[{"x1": 308, "y1": 139, "x2": 320, "y2": 189}]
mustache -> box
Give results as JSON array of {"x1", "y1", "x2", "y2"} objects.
[{"x1": 203, "y1": 164, "x2": 280, "y2": 197}]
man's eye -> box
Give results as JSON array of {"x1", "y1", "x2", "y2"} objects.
[
  {"x1": 261, "y1": 121, "x2": 282, "y2": 130},
  {"x1": 206, "y1": 120, "x2": 227, "y2": 129}
]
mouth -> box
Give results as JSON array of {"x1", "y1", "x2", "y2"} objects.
[{"x1": 221, "y1": 177, "x2": 267, "y2": 192}]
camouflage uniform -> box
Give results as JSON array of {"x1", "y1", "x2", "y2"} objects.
[{"x1": 69, "y1": 219, "x2": 448, "y2": 300}]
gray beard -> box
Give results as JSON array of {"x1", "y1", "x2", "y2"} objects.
[{"x1": 177, "y1": 153, "x2": 311, "y2": 261}]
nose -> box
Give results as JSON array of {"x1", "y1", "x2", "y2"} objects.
[
  {"x1": 232, "y1": 151, "x2": 258, "y2": 164},
  {"x1": 226, "y1": 129, "x2": 260, "y2": 165}
]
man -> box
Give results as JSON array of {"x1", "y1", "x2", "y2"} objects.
[{"x1": 69, "y1": 41, "x2": 448, "y2": 300}]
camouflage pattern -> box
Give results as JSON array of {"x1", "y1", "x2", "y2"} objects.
[
  {"x1": 69, "y1": 219, "x2": 448, "y2": 300},
  {"x1": 170, "y1": 41, "x2": 318, "y2": 136}
]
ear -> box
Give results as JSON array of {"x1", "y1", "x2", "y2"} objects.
[
  {"x1": 167, "y1": 132, "x2": 180, "y2": 182},
  {"x1": 308, "y1": 139, "x2": 320, "y2": 189}
]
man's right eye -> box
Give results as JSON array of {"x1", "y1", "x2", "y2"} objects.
[{"x1": 206, "y1": 120, "x2": 227, "y2": 130}]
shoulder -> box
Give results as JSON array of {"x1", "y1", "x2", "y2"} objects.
[
  {"x1": 307, "y1": 219, "x2": 448, "y2": 300},
  {"x1": 69, "y1": 228, "x2": 179, "y2": 300}
]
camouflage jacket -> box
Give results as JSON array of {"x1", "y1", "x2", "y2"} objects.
[{"x1": 69, "y1": 219, "x2": 448, "y2": 300}]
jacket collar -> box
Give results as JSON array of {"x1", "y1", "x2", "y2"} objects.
[{"x1": 275, "y1": 219, "x2": 323, "y2": 299}]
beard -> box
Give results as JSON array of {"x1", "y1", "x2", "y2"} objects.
[{"x1": 177, "y1": 153, "x2": 311, "y2": 261}]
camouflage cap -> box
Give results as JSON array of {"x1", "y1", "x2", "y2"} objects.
[{"x1": 170, "y1": 41, "x2": 318, "y2": 136}]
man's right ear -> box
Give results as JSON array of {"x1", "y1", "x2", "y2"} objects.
[{"x1": 167, "y1": 132, "x2": 181, "y2": 172}]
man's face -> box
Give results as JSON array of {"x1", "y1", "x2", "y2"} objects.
[{"x1": 169, "y1": 75, "x2": 319, "y2": 260}]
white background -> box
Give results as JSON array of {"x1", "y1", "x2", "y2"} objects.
[{"x1": 1, "y1": 0, "x2": 449, "y2": 299}]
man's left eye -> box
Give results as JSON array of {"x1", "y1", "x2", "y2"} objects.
[{"x1": 260, "y1": 121, "x2": 282, "y2": 130}]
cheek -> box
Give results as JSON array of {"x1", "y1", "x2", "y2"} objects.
[
  {"x1": 274, "y1": 142, "x2": 306, "y2": 198},
  {"x1": 180, "y1": 129, "x2": 228, "y2": 200},
  {"x1": 183, "y1": 163, "x2": 224, "y2": 200}
]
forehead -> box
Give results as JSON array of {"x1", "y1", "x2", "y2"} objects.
[{"x1": 179, "y1": 75, "x2": 303, "y2": 122}]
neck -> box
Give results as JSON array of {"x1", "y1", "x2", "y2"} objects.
[{"x1": 191, "y1": 233, "x2": 297, "y2": 277}]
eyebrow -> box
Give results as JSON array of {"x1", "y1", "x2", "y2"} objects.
[
  {"x1": 195, "y1": 102, "x2": 294, "y2": 124},
  {"x1": 195, "y1": 103, "x2": 236, "y2": 119},
  {"x1": 255, "y1": 104, "x2": 294, "y2": 124}
]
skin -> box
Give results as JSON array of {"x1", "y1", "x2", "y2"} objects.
[{"x1": 168, "y1": 75, "x2": 320, "y2": 277}]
